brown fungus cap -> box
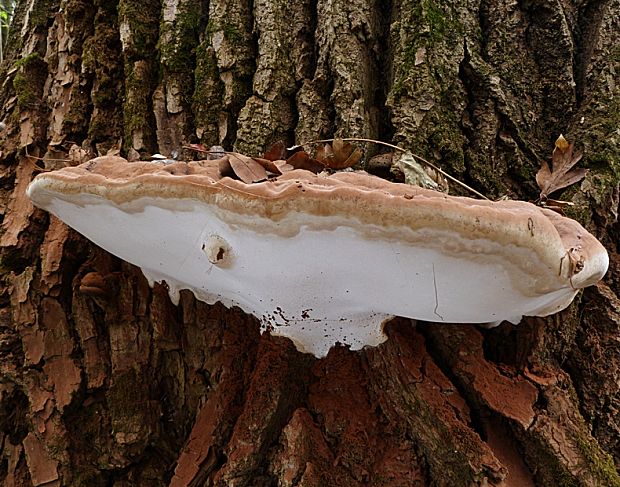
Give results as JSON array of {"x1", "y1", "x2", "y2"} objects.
[{"x1": 27, "y1": 154, "x2": 609, "y2": 357}]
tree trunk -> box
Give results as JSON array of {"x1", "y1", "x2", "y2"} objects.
[{"x1": 0, "y1": 0, "x2": 618, "y2": 485}]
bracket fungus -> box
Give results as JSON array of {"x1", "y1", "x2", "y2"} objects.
[{"x1": 27, "y1": 155, "x2": 608, "y2": 357}]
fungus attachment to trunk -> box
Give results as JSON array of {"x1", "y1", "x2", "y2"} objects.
[{"x1": 27, "y1": 155, "x2": 609, "y2": 357}]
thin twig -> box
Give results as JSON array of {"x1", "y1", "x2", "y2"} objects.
[
  {"x1": 182, "y1": 146, "x2": 259, "y2": 168},
  {"x1": 182, "y1": 145, "x2": 228, "y2": 154},
  {"x1": 297, "y1": 137, "x2": 490, "y2": 200},
  {"x1": 182, "y1": 145, "x2": 241, "y2": 158},
  {"x1": 25, "y1": 145, "x2": 72, "y2": 164},
  {"x1": 24, "y1": 146, "x2": 54, "y2": 172}
]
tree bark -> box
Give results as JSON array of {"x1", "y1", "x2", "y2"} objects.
[{"x1": 0, "y1": 0, "x2": 618, "y2": 486}]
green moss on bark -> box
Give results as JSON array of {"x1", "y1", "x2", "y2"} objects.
[
  {"x1": 13, "y1": 74, "x2": 38, "y2": 110},
  {"x1": 567, "y1": 45, "x2": 620, "y2": 230},
  {"x1": 61, "y1": 90, "x2": 91, "y2": 137},
  {"x1": 117, "y1": 0, "x2": 159, "y2": 152},
  {"x1": 390, "y1": 1, "x2": 462, "y2": 101},
  {"x1": 574, "y1": 433, "x2": 620, "y2": 487},
  {"x1": 28, "y1": 0, "x2": 55, "y2": 28},
  {"x1": 159, "y1": 6, "x2": 202, "y2": 74},
  {"x1": 388, "y1": 0, "x2": 472, "y2": 185},
  {"x1": 81, "y1": 5, "x2": 123, "y2": 145},
  {"x1": 192, "y1": 42, "x2": 224, "y2": 145},
  {"x1": 123, "y1": 61, "x2": 150, "y2": 148},
  {"x1": 118, "y1": 0, "x2": 160, "y2": 57},
  {"x1": 206, "y1": 19, "x2": 243, "y2": 45},
  {"x1": 12, "y1": 53, "x2": 47, "y2": 110}
]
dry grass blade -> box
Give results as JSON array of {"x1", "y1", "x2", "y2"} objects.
[
  {"x1": 536, "y1": 134, "x2": 588, "y2": 199},
  {"x1": 183, "y1": 144, "x2": 228, "y2": 161},
  {"x1": 297, "y1": 137, "x2": 489, "y2": 200},
  {"x1": 185, "y1": 143, "x2": 208, "y2": 153}
]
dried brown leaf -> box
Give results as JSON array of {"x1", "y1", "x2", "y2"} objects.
[
  {"x1": 218, "y1": 155, "x2": 234, "y2": 178},
  {"x1": 264, "y1": 140, "x2": 287, "y2": 161},
  {"x1": 424, "y1": 166, "x2": 449, "y2": 193},
  {"x1": 315, "y1": 139, "x2": 362, "y2": 169},
  {"x1": 315, "y1": 144, "x2": 333, "y2": 164},
  {"x1": 333, "y1": 139, "x2": 361, "y2": 168},
  {"x1": 286, "y1": 151, "x2": 326, "y2": 173},
  {"x1": 228, "y1": 153, "x2": 268, "y2": 183},
  {"x1": 392, "y1": 152, "x2": 441, "y2": 191},
  {"x1": 252, "y1": 157, "x2": 282, "y2": 175},
  {"x1": 186, "y1": 143, "x2": 208, "y2": 153},
  {"x1": 275, "y1": 160, "x2": 294, "y2": 172},
  {"x1": 538, "y1": 198, "x2": 575, "y2": 215},
  {"x1": 338, "y1": 147, "x2": 363, "y2": 169},
  {"x1": 68, "y1": 144, "x2": 90, "y2": 166},
  {"x1": 536, "y1": 134, "x2": 588, "y2": 198},
  {"x1": 535, "y1": 160, "x2": 552, "y2": 190},
  {"x1": 332, "y1": 138, "x2": 346, "y2": 160}
]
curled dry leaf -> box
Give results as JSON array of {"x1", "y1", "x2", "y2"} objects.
[
  {"x1": 68, "y1": 144, "x2": 91, "y2": 166},
  {"x1": 424, "y1": 166, "x2": 449, "y2": 193},
  {"x1": 218, "y1": 156, "x2": 233, "y2": 178},
  {"x1": 315, "y1": 143, "x2": 333, "y2": 164},
  {"x1": 538, "y1": 198, "x2": 575, "y2": 215},
  {"x1": 185, "y1": 143, "x2": 209, "y2": 153},
  {"x1": 315, "y1": 138, "x2": 363, "y2": 169},
  {"x1": 536, "y1": 134, "x2": 588, "y2": 199},
  {"x1": 274, "y1": 160, "x2": 294, "y2": 173},
  {"x1": 263, "y1": 140, "x2": 287, "y2": 161},
  {"x1": 391, "y1": 152, "x2": 448, "y2": 192},
  {"x1": 252, "y1": 157, "x2": 283, "y2": 175},
  {"x1": 286, "y1": 151, "x2": 326, "y2": 173},
  {"x1": 220, "y1": 153, "x2": 268, "y2": 183}
]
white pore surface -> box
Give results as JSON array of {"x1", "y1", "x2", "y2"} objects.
[{"x1": 38, "y1": 193, "x2": 577, "y2": 357}]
